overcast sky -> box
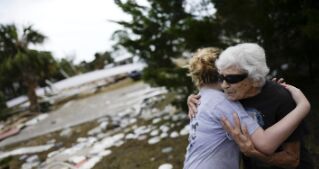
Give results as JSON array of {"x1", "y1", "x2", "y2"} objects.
[
  {"x1": 0, "y1": 0, "x2": 131, "y2": 63},
  {"x1": 0, "y1": 0, "x2": 216, "y2": 64}
]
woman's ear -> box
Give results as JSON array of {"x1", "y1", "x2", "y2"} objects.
[{"x1": 252, "y1": 79, "x2": 262, "y2": 88}]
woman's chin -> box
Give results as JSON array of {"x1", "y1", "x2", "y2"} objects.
[{"x1": 226, "y1": 94, "x2": 238, "y2": 101}]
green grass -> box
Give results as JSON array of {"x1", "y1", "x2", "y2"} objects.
[{"x1": 93, "y1": 136, "x2": 188, "y2": 169}]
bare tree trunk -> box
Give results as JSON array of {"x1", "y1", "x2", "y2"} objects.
[{"x1": 25, "y1": 77, "x2": 39, "y2": 113}]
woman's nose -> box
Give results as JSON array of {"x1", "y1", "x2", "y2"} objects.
[{"x1": 221, "y1": 80, "x2": 230, "y2": 89}]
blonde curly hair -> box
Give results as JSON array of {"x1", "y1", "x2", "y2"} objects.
[{"x1": 188, "y1": 47, "x2": 221, "y2": 88}]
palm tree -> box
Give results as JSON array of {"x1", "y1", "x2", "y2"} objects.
[{"x1": 0, "y1": 24, "x2": 57, "y2": 113}]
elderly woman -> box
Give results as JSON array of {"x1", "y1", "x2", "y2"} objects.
[
  {"x1": 187, "y1": 43, "x2": 314, "y2": 169},
  {"x1": 184, "y1": 46, "x2": 310, "y2": 169}
]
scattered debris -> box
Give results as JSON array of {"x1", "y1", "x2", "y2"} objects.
[
  {"x1": 170, "y1": 131, "x2": 179, "y2": 138},
  {"x1": 148, "y1": 136, "x2": 161, "y2": 145},
  {"x1": 0, "y1": 84, "x2": 190, "y2": 169},
  {"x1": 0, "y1": 144, "x2": 54, "y2": 160},
  {"x1": 0, "y1": 127, "x2": 21, "y2": 141},
  {"x1": 0, "y1": 116, "x2": 28, "y2": 141},
  {"x1": 152, "y1": 118, "x2": 162, "y2": 124},
  {"x1": 68, "y1": 155, "x2": 86, "y2": 164},
  {"x1": 150, "y1": 129, "x2": 159, "y2": 136},
  {"x1": 24, "y1": 114, "x2": 49, "y2": 126},
  {"x1": 161, "y1": 147, "x2": 173, "y2": 154},
  {"x1": 60, "y1": 128, "x2": 73, "y2": 137},
  {"x1": 180, "y1": 125, "x2": 189, "y2": 136},
  {"x1": 160, "y1": 132, "x2": 168, "y2": 138},
  {"x1": 158, "y1": 163, "x2": 173, "y2": 169}
]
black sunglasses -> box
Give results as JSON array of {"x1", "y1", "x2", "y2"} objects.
[{"x1": 218, "y1": 74, "x2": 248, "y2": 84}]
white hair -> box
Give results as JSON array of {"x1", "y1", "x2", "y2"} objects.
[{"x1": 216, "y1": 43, "x2": 270, "y2": 87}]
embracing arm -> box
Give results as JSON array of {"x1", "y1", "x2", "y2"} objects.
[
  {"x1": 222, "y1": 84, "x2": 310, "y2": 155},
  {"x1": 250, "y1": 84, "x2": 309, "y2": 154},
  {"x1": 187, "y1": 94, "x2": 200, "y2": 118},
  {"x1": 263, "y1": 141, "x2": 300, "y2": 168},
  {"x1": 230, "y1": 126, "x2": 300, "y2": 168}
]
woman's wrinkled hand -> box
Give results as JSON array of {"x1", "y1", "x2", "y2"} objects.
[
  {"x1": 187, "y1": 94, "x2": 201, "y2": 119},
  {"x1": 221, "y1": 112, "x2": 257, "y2": 156}
]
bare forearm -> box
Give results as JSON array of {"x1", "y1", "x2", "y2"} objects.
[
  {"x1": 265, "y1": 150, "x2": 299, "y2": 169},
  {"x1": 249, "y1": 142, "x2": 300, "y2": 169},
  {"x1": 251, "y1": 150, "x2": 299, "y2": 169},
  {"x1": 252, "y1": 103, "x2": 309, "y2": 154}
]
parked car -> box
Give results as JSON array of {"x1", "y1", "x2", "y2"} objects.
[{"x1": 128, "y1": 70, "x2": 142, "y2": 80}]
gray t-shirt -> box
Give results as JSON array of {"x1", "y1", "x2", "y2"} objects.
[{"x1": 184, "y1": 87, "x2": 259, "y2": 169}]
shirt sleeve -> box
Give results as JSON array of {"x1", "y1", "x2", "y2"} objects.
[{"x1": 214, "y1": 99, "x2": 260, "y2": 139}]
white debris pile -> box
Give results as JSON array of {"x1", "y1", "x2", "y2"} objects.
[
  {"x1": 87, "y1": 119, "x2": 109, "y2": 136},
  {"x1": 24, "y1": 114, "x2": 49, "y2": 126},
  {"x1": 0, "y1": 144, "x2": 54, "y2": 160},
  {"x1": 161, "y1": 147, "x2": 173, "y2": 154},
  {"x1": 180, "y1": 124, "x2": 190, "y2": 136},
  {"x1": 159, "y1": 163, "x2": 173, "y2": 169},
  {"x1": 59, "y1": 127, "x2": 73, "y2": 138},
  {"x1": 170, "y1": 131, "x2": 179, "y2": 138},
  {"x1": 21, "y1": 155, "x2": 40, "y2": 169},
  {"x1": 148, "y1": 136, "x2": 161, "y2": 144}
]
